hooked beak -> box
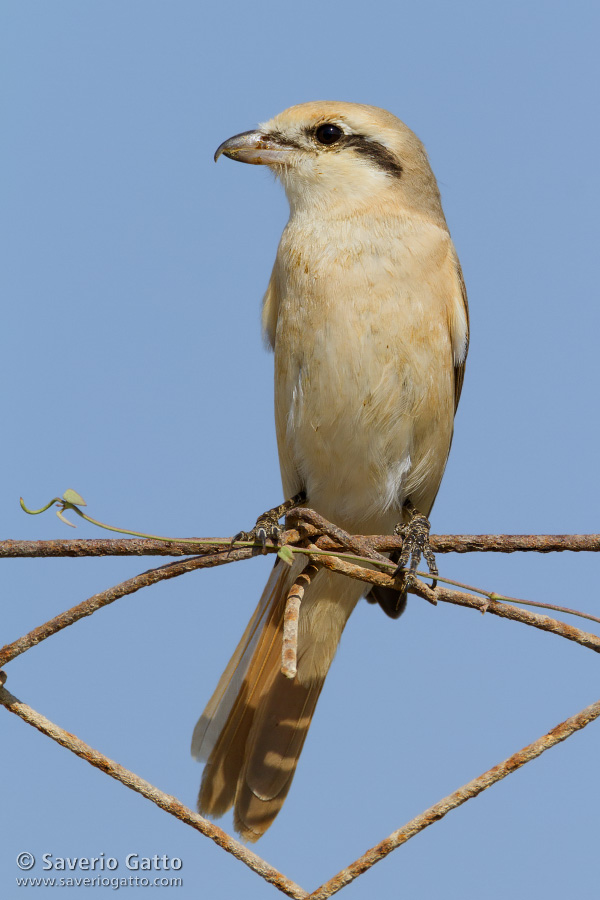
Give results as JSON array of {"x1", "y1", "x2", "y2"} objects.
[{"x1": 214, "y1": 130, "x2": 295, "y2": 166}]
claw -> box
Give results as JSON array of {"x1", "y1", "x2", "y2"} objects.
[
  {"x1": 392, "y1": 503, "x2": 438, "y2": 590},
  {"x1": 232, "y1": 491, "x2": 306, "y2": 555}
]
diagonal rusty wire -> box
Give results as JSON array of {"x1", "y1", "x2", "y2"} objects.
[
  {"x1": 2, "y1": 514, "x2": 599, "y2": 896},
  {"x1": 0, "y1": 686, "x2": 308, "y2": 900},
  {"x1": 308, "y1": 696, "x2": 600, "y2": 899},
  {"x1": 0, "y1": 548, "x2": 255, "y2": 668},
  {"x1": 2, "y1": 684, "x2": 599, "y2": 899}
]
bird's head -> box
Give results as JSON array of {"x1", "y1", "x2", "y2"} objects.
[{"x1": 215, "y1": 101, "x2": 446, "y2": 223}]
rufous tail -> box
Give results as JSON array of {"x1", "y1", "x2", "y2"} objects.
[{"x1": 191, "y1": 556, "x2": 362, "y2": 841}]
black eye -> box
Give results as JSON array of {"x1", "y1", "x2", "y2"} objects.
[{"x1": 315, "y1": 123, "x2": 343, "y2": 145}]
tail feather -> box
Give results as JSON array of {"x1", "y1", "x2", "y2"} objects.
[
  {"x1": 191, "y1": 561, "x2": 286, "y2": 762},
  {"x1": 193, "y1": 557, "x2": 362, "y2": 841},
  {"x1": 234, "y1": 679, "x2": 322, "y2": 840},
  {"x1": 245, "y1": 678, "x2": 321, "y2": 800}
]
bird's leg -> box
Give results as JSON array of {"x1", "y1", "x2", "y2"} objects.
[
  {"x1": 232, "y1": 490, "x2": 307, "y2": 553},
  {"x1": 393, "y1": 499, "x2": 438, "y2": 590}
]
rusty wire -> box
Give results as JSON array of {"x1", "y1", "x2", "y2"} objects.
[
  {"x1": 281, "y1": 563, "x2": 320, "y2": 678},
  {"x1": 308, "y1": 696, "x2": 600, "y2": 899},
  {"x1": 2, "y1": 531, "x2": 600, "y2": 558},
  {"x1": 0, "y1": 686, "x2": 308, "y2": 900},
  {"x1": 0, "y1": 549, "x2": 255, "y2": 669},
  {"x1": 2, "y1": 510, "x2": 600, "y2": 897}
]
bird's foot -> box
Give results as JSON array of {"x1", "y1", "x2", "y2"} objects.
[
  {"x1": 393, "y1": 501, "x2": 438, "y2": 591},
  {"x1": 232, "y1": 491, "x2": 306, "y2": 554}
]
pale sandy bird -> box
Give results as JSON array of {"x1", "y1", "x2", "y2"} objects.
[{"x1": 192, "y1": 101, "x2": 469, "y2": 841}]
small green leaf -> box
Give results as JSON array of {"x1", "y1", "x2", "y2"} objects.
[
  {"x1": 277, "y1": 545, "x2": 295, "y2": 566},
  {"x1": 62, "y1": 489, "x2": 86, "y2": 507}
]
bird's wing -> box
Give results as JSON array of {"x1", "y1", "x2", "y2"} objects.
[{"x1": 449, "y1": 250, "x2": 470, "y2": 411}]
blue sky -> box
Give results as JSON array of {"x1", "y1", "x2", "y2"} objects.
[{"x1": 2, "y1": 2, "x2": 599, "y2": 898}]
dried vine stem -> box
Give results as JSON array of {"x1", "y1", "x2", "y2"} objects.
[
  {"x1": 0, "y1": 686, "x2": 307, "y2": 900},
  {"x1": 307, "y1": 550, "x2": 600, "y2": 655},
  {"x1": 3, "y1": 525, "x2": 600, "y2": 671},
  {"x1": 309, "y1": 696, "x2": 600, "y2": 899},
  {"x1": 425, "y1": 585, "x2": 600, "y2": 652},
  {"x1": 2, "y1": 510, "x2": 600, "y2": 897}
]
